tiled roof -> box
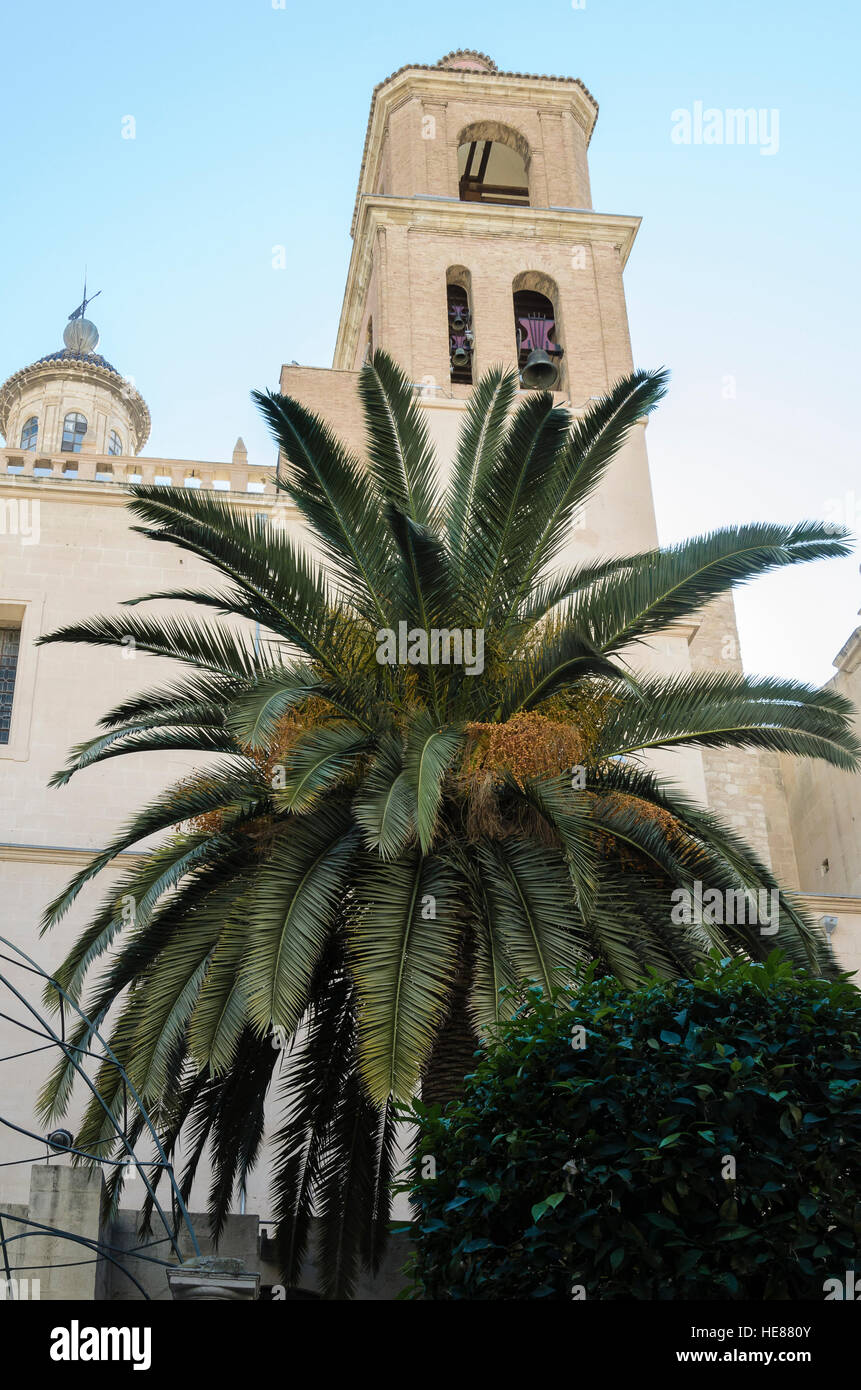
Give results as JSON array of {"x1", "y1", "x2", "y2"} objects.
[
  {"x1": 36, "y1": 349, "x2": 120, "y2": 375},
  {"x1": 435, "y1": 50, "x2": 498, "y2": 71},
  {"x1": 367, "y1": 51, "x2": 597, "y2": 119}
]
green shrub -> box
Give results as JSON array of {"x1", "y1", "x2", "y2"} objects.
[{"x1": 405, "y1": 954, "x2": 861, "y2": 1299}]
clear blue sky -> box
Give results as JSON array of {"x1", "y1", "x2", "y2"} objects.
[{"x1": 1, "y1": 0, "x2": 858, "y2": 684}]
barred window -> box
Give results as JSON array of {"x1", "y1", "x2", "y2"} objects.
[
  {"x1": 0, "y1": 625, "x2": 21, "y2": 745},
  {"x1": 108, "y1": 429, "x2": 123, "y2": 456}
]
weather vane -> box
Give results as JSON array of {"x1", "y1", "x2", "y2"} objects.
[{"x1": 68, "y1": 274, "x2": 101, "y2": 322}]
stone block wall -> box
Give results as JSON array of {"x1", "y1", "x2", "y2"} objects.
[{"x1": 688, "y1": 592, "x2": 800, "y2": 888}]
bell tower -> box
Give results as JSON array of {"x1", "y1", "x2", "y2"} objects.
[
  {"x1": 330, "y1": 50, "x2": 641, "y2": 404},
  {"x1": 283, "y1": 50, "x2": 659, "y2": 556}
]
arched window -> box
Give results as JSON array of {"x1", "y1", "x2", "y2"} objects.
[
  {"x1": 108, "y1": 429, "x2": 123, "y2": 456},
  {"x1": 458, "y1": 124, "x2": 529, "y2": 206},
  {"x1": 61, "y1": 412, "x2": 87, "y2": 453},
  {"x1": 513, "y1": 283, "x2": 564, "y2": 391},
  {"x1": 20, "y1": 417, "x2": 38, "y2": 450},
  {"x1": 446, "y1": 268, "x2": 474, "y2": 385}
]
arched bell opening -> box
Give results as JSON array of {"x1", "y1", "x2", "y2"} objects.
[
  {"x1": 457, "y1": 123, "x2": 530, "y2": 207},
  {"x1": 512, "y1": 286, "x2": 564, "y2": 391},
  {"x1": 446, "y1": 268, "x2": 474, "y2": 385}
]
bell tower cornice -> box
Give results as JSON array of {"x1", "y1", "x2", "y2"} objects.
[{"x1": 333, "y1": 195, "x2": 640, "y2": 373}]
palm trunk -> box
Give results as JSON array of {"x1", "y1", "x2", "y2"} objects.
[{"x1": 421, "y1": 964, "x2": 479, "y2": 1108}]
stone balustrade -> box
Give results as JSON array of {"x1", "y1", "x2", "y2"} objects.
[{"x1": 1, "y1": 448, "x2": 277, "y2": 495}]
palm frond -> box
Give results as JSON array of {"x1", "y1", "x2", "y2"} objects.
[
  {"x1": 273, "y1": 723, "x2": 369, "y2": 812},
  {"x1": 495, "y1": 629, "x2": 630, "y2": 717},
  {"x1": 383, "y1": 504, "x2": 459, "y2": 715},
  {"x1": 351, "y1": 850, "x2": 463, "y2": 1103},
  {"x1": 252, "y1": 388, "x2": 394, "y2": 621},
  {"x1": 123, "y1": 875, "x2": 253, "y2": 1100},
  {"x1": 594, "y1": 670, "x2": 861, "y2": 770},
  {"x1": 126, "y1": 484, "x2": 349, "y2": 655},
  {"x1": 401, "y1": 712, "x2": 463, "y2": 852},
  {"x1": 569, "y1": 522, "x2": 853, "y2": 655},
  {"x1": 508, "y1": 553, "x2": 641, "y2": 633},
  {"x1": 584, "y1": 759, "x2": 836, "y2": 975},
  {"x1": 37, "y1": 612, "x2": 259, "y2": 678},
  {"x1": 508, "y1": 772, "x2": 600, "y2": 912},
  {"x1": 126, "y1": 514, "x2": 350, "y2": 675},
  {"x1": 477, "y1": 836, "x2": 589, "y2": 994},
  {"x1": 49, "y1": 725, "x2": 239, "y2": 787},
  {"x1": 240, "y1": 804, "x2": 358, "y2": 1037},
  {"x1": 352, "y1": 735, "x2": 415, "y2": 860},
  {"x1": 225, "y1": 661, "x2": 328, "y2": 748},
  {"x1": 466, "y1": 391, "x2": 570, "y2": 622},
  {"x1": 359, "y1": 350, "x2": 439, "y2": 526},
  {"x1": 39, "y1": 761, "x2": 268, "y2": 932},
  {"x1": 269, "y1": 941, "x2": 357, "y2": 1287},
  {"x1": 187, "y1": 920, "x2": 251, "y2": 1074},
  {"x1": 315, "y1": 1072, "x2": 395, "y2": 1298},
  {"x1": 97, "y1": 671, "x2": 241, "y2": 729},
  {"x1": 446, "y1": 365, "x2": 517, "y2": 563},
  {"x1": 46, "y1": 829, "x2": 239, "y2": 1004},
  {"x1": 205, "y1": 1029, "x2": 277, "y2": 1242},
  {"x1": 498, "y1": 368, "x2": 669, "y2": 627}
]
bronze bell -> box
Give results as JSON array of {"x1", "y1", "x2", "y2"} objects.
[
  {"x1": 520, "y1": 348, "x2": 560, "y2": 390},
  {"x1": 451, "y1": 344, "x2": 471, "y2": 366},
  {"x1": 450, "y1": 308, "x2": 467, "y2": 332}
]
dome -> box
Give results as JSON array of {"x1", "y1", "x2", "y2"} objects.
[{"x1": 0, "y1": 303, "x2": 150, "y2": 455}]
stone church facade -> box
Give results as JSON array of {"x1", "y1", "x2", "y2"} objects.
[{"x1": 1, "y1": 50, "x2": 858, "y2": 1293}]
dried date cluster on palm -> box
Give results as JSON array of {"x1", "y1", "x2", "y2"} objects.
[
  {"x1": 179, "y1": 698, "x2": 342, "y2": 834},
  {"x1": 462, "y1": 712, "x2": 587, "y2": 785}
]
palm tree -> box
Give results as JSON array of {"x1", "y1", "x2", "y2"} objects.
[{"x1": 36, "y1": 353, "x2": 857, "y2": 1296}]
